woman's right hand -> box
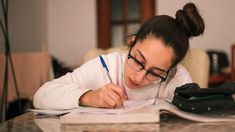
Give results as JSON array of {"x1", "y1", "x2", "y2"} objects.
[{"x1": 79, "y1": 83, "x2": 128, "y2": 108}]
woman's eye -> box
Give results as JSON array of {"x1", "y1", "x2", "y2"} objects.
[
  {"x1": 150, "y1": 72, "x2": 159, "y2": 77},
  {"x1": 134, "y1": 59, "x2": 142, "y2": 66},
  {"x1": 135, "y1": 55, "x2": 145, "y2": 64},
  {"x1": 152, "y1": 69, "x2": 164, "y2": 75}
]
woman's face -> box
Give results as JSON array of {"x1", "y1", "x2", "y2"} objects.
[{"x1": 124, "y1": 37, "x2": 174, "y2": 89}]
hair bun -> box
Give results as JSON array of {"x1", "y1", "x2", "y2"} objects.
[{"x1": 175, "y1": 3, "x2": 205, "y2": 37}]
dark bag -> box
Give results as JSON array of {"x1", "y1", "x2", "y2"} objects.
[
  {"x1": 6, "y1": 98, "x2": 33, "y2": 120},
  {"x1": 172, "y1": 82, "x2": 235, "y2": 114}
]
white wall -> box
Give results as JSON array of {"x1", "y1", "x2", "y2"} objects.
[
  {"x1": 0, "y1": 0, "x2": 47, "y2": 53},
  {"x1": 47, "y1": 0, "x2": 97, "y2": 67},
  {"x1": 157, "y1": 0, "x2": 235, "y2": 61},
  {"x1": 2, "y1": 0, "x2": 235, "y2": 67},
  {"x1": 38, "y1": 0, "x2": 235, "y2": 66},
  {"x1": 1, "y1": 0, "x2": 96, "y2": 67}
]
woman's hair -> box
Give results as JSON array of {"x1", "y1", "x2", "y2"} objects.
[{"x1": 128, "y1": 3, "x2": 205, "y2": 67}]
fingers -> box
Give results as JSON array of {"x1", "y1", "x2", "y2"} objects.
[
  {"x1": 106, "y1": 89, "x2": 123, "y2": 108},
  {"x1": 79, "y1": 83, "x2": 128, "y2": 108},
  {"x1": 101, "y1": 83, "x2": 128, "y2": 108},
  {"x1": 106, "y1": 83, "x2": 128, "y2": 101},
  {"x1": 102, "y1": 93, "x2": 119, "y2": 108}
]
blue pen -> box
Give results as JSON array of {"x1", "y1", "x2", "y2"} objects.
[
  {"x1": 99, "y1": 55, "x2": 113, "y2": 83},
  {"x1": 99, "y1": 55, "x2": 128, "y2": 100}
]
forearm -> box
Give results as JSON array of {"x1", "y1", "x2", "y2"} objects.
[{"x1": 33, "y1": 81, "x2": 90, "y2": 109}]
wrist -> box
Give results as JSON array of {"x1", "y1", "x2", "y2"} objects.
[{"x1": 79, "y1": 90, "x2": 92, "y2": 106}]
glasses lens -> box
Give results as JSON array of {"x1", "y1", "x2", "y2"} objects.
[
  {"x1": 127, "y1": 56, "x2": 143, "y2": 71},
  {"x1": 146, "y1": 72, "x2": 167, "y2": 83}
]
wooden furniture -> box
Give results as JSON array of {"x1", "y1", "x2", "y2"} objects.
[
  {"x1": 97, "y1": 0, "x2": 155, "y2": 48},
  {"x1": 231, "y1": 44, "x2": 235, "y2": 81},
  {"x1": 209, "y1": 74, "x2": 231, "y2": 87}
]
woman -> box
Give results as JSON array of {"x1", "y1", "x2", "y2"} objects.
[{"x1": 34, "y1": 3, "x2": 205, "y2": 109}]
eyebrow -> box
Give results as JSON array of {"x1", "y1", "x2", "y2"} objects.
[
  {"x1": 136, "y1": 49, "x2": 146, "y2": 62},
  {"x1": 136, "y1": 49, "x2": 168, "y2": 72}
]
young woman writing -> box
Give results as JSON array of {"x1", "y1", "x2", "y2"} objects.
[{"x1": 34, "y1": 3, "x2": 205, "y2": 110}]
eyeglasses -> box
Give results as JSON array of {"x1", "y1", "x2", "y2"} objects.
[{"x1": 127, "y1": 48, "x2": 169, "y2": 83}]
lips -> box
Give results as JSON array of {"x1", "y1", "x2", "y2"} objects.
[{"x1": 128, "y1": 78, "x2": 139, "y2": 87}]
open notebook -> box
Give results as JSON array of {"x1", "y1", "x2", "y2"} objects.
[
  {"x1": 29, "y1": 98, "x2": 154, "y2": 116},
  {"x1": 30, "y1": 98, "x2": 235, "y2": 124}
]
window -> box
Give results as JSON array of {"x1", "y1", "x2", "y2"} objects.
[{"x1": 97, "y1": 0, "x2": 155, "y2": 49}]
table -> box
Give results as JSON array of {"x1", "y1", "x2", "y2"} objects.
[{"x1": 1, "y1": 112, "x2": 235, "y2": 132}]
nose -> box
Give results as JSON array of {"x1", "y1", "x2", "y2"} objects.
[{"x1": 134, "y1": 70, "x2": 146, "y2": 83}]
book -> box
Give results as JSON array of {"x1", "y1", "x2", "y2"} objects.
[
  {"x1": 59, "y1": 99, "x2": 235, "y2": 124},
  {"x1": 29, "y1": 98, "x2": 154, "y2": 116},
  {"x1": 28, "y1": 108, "x2": 72, "y2": 116}
]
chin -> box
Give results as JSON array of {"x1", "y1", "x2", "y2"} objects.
[
  {"x1": 126, "y1": 84, "x2": 137, "y2": 89},
  {"x1": 126, "y1": 78, "x2": 153, "y2": 89},
  {"x1": 124, "y1": 79, "x2": 136, "y2": 89},
  {"x1": 125, "y1": 78, "x2": 143, "y2": 89}
]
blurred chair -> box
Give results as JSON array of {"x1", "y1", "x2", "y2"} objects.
[
  {"x1": 82, "y1": 47, "x2": 210, "y2": 88},
  {"x1": 0, "y1": 52, "x2": 53, "y2": 102},
  {"x1": 82, "y1": 46, "x2": 127, "y2": 63},
  {"x1": 181, "y1": 49, "x2": 210, "y2": 88}
]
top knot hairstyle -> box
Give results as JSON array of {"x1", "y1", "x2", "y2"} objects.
[
  {"x1": 130, "y1": 2, "x2": 205, "y2": 67},
  {"x1": 175, "y1": 3, "x2": 205, "y2": 37}
]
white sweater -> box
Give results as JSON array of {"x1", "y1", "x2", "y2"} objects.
[{"x1": 33, "y1": 52, "x2": 192, "y2": 109}]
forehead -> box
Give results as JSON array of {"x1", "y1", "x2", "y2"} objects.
[{"x1": 133, "y1": 38, "x2": 174, "y2": 69}]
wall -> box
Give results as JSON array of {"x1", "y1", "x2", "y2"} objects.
[
  {"x1": 0, "y1": 0, "x2": 47, "y2": 53},
  {"x1": 0, "y1": 0, "x2": 96, "y2": 68},
  {"x1": 47, "y1": 0, "x2": 97, "y2": 67},
  {"x1": 157, "y1": 0, "x2": 235, "y2": 61},
  {"x1": 1, "y1": 0, "x2": 235, "y2": 67}
]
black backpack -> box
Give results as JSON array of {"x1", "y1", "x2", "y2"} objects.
[{"x1": 172, "y1": 82, "x2": 235, "y2": 115}]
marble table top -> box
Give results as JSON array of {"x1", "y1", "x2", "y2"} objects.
[{"x1": 1, "y1": 112, "x2": 235, "y2": 132}]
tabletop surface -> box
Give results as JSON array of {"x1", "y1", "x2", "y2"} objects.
[{"x1": 1, "y1": 112, "x2": 235, "y2": 132}]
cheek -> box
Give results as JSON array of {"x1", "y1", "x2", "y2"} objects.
[
  {"x1": 124, "y1": 61, "x2": 130, "y2": 77},
  {"x1": 124, "y1": 60, "x2": 133, "y2": 81}
]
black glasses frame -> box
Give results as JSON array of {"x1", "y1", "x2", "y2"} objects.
[{"x1": 127, "y1": 48, "x2": 170, "y2": 83}]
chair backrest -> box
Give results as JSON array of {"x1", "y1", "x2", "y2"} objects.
[
  {"x1": 0, "y1": 52, "x2": 53, "y2": 102},
  {"x1": 180, "y1": 49, "x2": 210, "y2": 88},
  {"x1": 82, "y1": 46, "x2": 128, "y2": 63},
  {"x1": 82, "y1": 47, "x2": 210, "y2": 88}
]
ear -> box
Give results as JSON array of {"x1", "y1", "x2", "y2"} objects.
[{"x1": 127, "y1": 35, "x2": 136, "y2": 46}]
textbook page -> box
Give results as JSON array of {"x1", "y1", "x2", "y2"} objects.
[
  {"x1": 72, "y1": 98, "x2": 155, "y2": 114},
  {"x1": 60, "y1": 99, "x2": 159, "y2": 124},
  {"x1": 29, "y1": 98, "x2": 155, "y2": 116},
  {"x1": 61, "y1": 99, "x2": 235, "y2": 124}
]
